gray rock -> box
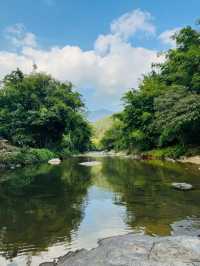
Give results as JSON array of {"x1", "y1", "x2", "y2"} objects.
[
  {"x1": 40, "y1": 234, "x2": 200, "y2": 266},
  {"x1": 171, "y1": 182, "x2": 193, "y2": 190},
  {"x1": 172, "y1": 219, "x2": 200, "y2": 237}
]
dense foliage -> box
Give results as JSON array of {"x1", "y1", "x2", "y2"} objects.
[
  {"x1": 0, "y1": 70, "x2": 91, "y2": 153},
  {"x1": 101, "y1": 26, "x2": 200, "y2": 157}
]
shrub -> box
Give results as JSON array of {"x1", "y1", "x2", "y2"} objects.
[
  {"x1": 0, "y1": 148, "x2": 56, "y2": 169},
  {"x1": 147, "y1": 145, "x2": 186, "y2": 159},
  {"x1": 28, "y1": 148, "x2": 55, "y2": 162}
]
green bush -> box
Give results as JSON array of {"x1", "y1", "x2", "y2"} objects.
[
  {"x1": 28, "y1": 148, "x2": 55, "y2": 162},
  {"x1": 0, "y1": 151, "x2": 22, "y2": 166},
  {"x1": 147, "y1": 145, "x2": 186, "y2": 159},
  {"x1": 56, "y1": 148, "x2": 72, "y2": 158},
  {"x1": 0, "y1": 148, "x2": 56, "y2": 169}
]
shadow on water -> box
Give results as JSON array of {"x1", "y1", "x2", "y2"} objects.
[{"x1": 0, "y1": 157, "x2": 199, "y2": 264}]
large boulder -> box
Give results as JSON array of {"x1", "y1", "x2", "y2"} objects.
[{"x1": 40, "y1": 234, "x2": 200, "y2": 266}]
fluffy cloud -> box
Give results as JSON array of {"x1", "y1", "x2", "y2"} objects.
[
  {"x1": 0, "y1": 10, "x2": 163, "y2": 109},
  {"x1": 159, "y1": 28, "x2": 181, "y2": 47},
  {"x1": 5, "y1": 23, "x2": 37, "y2": 48}
]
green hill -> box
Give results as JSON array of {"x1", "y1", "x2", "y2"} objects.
[{"x1": 91, "y1": 115, "x2": 114, "y2": 148}]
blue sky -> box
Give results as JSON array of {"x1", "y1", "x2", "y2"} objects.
[{"x1": 0, "y1": 0, "x2": 199, "y2": 111}]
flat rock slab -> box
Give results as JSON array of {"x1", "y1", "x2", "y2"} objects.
[
  {"x1": 79, "y1": 161, "x2": 101, "y2": 167},
  {"x1": 40, "y1": 234, "x2": 200, "y2": 266}
]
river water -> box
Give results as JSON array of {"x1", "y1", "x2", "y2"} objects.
[{"x1": 0, "y1": 156, "x2": 199, "y2": 265}]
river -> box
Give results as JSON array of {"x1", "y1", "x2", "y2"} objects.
[{"x1": 0, "y1": 156, "x2": 199, "y2": 265}]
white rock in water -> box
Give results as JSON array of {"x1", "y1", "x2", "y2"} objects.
[
  {"x1": 48, "y1": 158, "x2": 61, "y2": 165},
  {"x1": 172, "y1": 182, "x2": 193, "y2": 190},
  {"x1": 79, "y1": 161, "x2": 101, "y2": 167}
]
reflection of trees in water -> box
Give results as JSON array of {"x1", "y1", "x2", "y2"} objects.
[
  {"x1": 0, "y1": 157, "x2": 199, "y2": 259},
  {"x1": 100, "y1": 158, "x2": 200, "y2": 235},
  {"x1": 0, "y1": 158, "x2": 91, "y2": 259}
]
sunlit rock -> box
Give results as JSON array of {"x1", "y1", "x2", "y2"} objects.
[
  {"x1": 48, "y1": 158, "x2": 61, "y2": 165},
  {"x1": 171, "y1": 182, "x2": 193, "y2": 190}
]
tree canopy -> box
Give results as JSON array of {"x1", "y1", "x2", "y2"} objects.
[
  {"x1": 101, "y1": 25, "x2": 200, "y2": 156},
  {"x1": 0, "y1": 70, "x2": 91, "y2": 152}
]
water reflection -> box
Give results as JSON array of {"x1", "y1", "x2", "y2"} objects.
[
  {"x1": 100, "y1": 158, "x2": 200, "y2": 235},
  {"x1": 0, "y1": 157, "x2": 199, "y2": 265},
  {"x1": 0, "y1": 158, "x2": 91, "y2": 262}
]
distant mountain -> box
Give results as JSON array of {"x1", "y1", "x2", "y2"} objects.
[{"x1": 87, "y1": 109, "x2": 113, "y2": 122}]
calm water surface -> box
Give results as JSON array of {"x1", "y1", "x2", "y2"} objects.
[{"x1": 0, "y1": 157, "x2": 199, "y2": 266}]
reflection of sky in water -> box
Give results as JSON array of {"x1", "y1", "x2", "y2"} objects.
[
  {"x1": 0, "y1": 186, "x2": 132, "y2": 266},
  {"x1": 71, "y1": 186, "x2": 133, "y2": 249}
]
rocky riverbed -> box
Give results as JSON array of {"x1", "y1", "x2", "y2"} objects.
[{"x1": 40, "y1": 233, "x2": 200, "y2": 266}]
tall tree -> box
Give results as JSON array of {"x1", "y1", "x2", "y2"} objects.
[{"x1": 0, "y1": 70, "x2": 91, "y2": 151}]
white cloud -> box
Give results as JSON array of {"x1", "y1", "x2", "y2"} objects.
[
  {"x1": 111, "y1": 9, "x2": 156, "y2": 40},
  {"x1": 5, "y1": 23, "x2": 37, "y2": 48},
  {"x1": 0, "y1": 10, "x2": 164, "y2": 109},
  {"x1": 159, "y1": 28, "x2": 181, "y2": 47}
]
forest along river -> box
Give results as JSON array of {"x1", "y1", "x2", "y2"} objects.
[{"x1": 0, "y1": 157, "x2": 199, "y2": 266}]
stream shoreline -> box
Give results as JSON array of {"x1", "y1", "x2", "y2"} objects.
[
  {"x1": 77, "y1": 151, "x2": 200, "y2": 165},
  {"x1": 1, "y1": 139, "x2": 200, "y2": 171}
]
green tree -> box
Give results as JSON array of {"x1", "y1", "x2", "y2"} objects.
[
  {"x1": 101, "y1": 117, "x2": 125, "y2": 151},
  {"x1": 161, "y1": 27, "x2": 200, "y2": 92},
  {"x1": 0, "y1": 70, "x2": 91, "y2": 151},
  {"x1": 102, "y1": 25, "x2": 200, "y2": 155},
  {"x1": 154, "y1": 86, "x2": 200, "y2": 147}
]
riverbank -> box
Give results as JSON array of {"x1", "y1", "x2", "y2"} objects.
[
  {"x1": 40, "y1": 233, "x2": 200, "y2": 266},
  {"x1": 177, "y1": 156, "x2": 200, "y2": 165},
  {"x1": 0, "y1": 139, "x2": 61, "y2": 170},
  {"x1": 2, "y1": 140, "x2": 200, "y2": 170},
  {"x1": 78, "y1": 150, "x2": 200, "y2": 165}
]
